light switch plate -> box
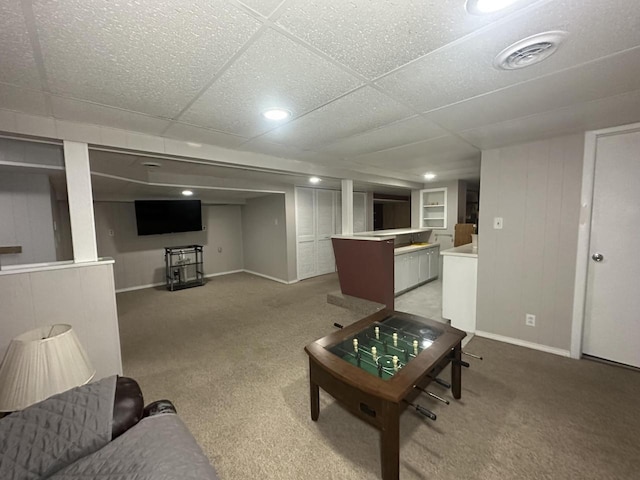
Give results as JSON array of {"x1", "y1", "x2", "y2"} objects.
[{"x1": 493, "y1": 217, "x2": 503, "y2": 229}]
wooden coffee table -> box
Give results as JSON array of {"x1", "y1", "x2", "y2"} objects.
[{"x1": 305, "y1": 309, "x2": 466, "y2": 480}]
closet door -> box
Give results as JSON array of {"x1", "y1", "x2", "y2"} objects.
[
  {"x1": 316, "y1": 189, "x2": 336, "y2": 275},
  {"x1": 296, "y1": 187, "x2": 316, "y2": 280}
]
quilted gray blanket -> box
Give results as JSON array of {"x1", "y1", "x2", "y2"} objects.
[
  {"x1": 0, "y1": 375, "x2": 116, "y2": 480},
  {"x1": 50, "y1": 414, "x2": 219, "y2": 480}
]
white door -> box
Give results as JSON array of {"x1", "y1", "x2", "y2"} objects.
[
  {"x1": 316, "y1": 189, "x2": 336, "y2": 275},
  {"x1": 296, "y1": 187, "x2": 316, "y2": 280},
  {"x1": 582, "y1": 130, "x2": 640, "y2": 368}
]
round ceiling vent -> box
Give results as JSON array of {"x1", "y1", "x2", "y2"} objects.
[{"x1": 494, "y1": 31, "x2": 568, "y2": 70}]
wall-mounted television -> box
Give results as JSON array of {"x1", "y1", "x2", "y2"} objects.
[{"x1": 134, "y1": 200, "x2": 202, "y2": 236}]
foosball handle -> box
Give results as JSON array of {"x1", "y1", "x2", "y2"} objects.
[
  {"x1": 462, "y1": 351, "x2": 483, "y2": 360},
  {"x1": 453, "y1": 359, "x2": 470, "y2": 368},
  {"x1": 432, "y1": 377, "x2": 451, "y2": 389},
  {"x1": 333, "y1": 322, "x2": 344, "y2": 329},
  {"x1": 415, "y1": 404, "x2": 437, "y2": 421}
]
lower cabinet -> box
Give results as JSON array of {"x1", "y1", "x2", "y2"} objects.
[{"x1": 394, "y1": 245, "x2": 440, "y2": 295}]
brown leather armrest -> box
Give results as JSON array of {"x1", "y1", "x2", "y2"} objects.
[{"x1": 112, "y1": 376, "x2": 144, "y2": 440}]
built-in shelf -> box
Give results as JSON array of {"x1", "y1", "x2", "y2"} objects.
[{"x1": 420, "y1": 188, "x2": 447, "y2": 229}]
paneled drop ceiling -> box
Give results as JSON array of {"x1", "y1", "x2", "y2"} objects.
[{"x1": 1, "y1": 0, "x2": 640, "y2": 191}]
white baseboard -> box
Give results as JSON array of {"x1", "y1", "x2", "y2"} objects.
[
  {"x1": 115, "y1": 269, "x2": 244, "y2": 293},
  {"x1": 116, "y1": 281, "x2": 165, "y2": 293},
  {"x1": 474, "y1": 330, "x2": 571, "y2": 358},
  {"x1": 243, "y1": 269, "x2": 297, "y2": 284},
  {"x1": 204, "y1": 269, "x2": 243, "y2": 279}
]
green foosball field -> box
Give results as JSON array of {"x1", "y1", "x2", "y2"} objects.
[{"x1": 328, "y1": 315, "x2": 443, "y2": 380}]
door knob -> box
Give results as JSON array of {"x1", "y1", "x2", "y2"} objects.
[{"x1": 592, "y1": 253, "x2": 604, "y2": 262}]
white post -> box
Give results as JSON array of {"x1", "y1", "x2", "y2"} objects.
[
  {"x1": 341, "y1": 179, "x2": 354, "y2": 235},
  {"x1": 63, "y1": 141, "x2": 98, "y2": 262}
]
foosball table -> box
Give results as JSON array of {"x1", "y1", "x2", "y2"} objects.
[{"x1": 305, "y1": 309, "x2": 476, "y2": 480}]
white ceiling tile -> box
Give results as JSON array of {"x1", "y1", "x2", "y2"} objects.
[
  {"x1": 376, "y1": 0, "x2": 640, "y2": 112},
  {"x1": 164, "y1": 123, "x2": 247, "y2": 149},
  {"x1": 0, "y1": 83, "x2": 48, "y2": 116},
  {"x1": 236, "y1": 0, "x2": 285, "y2": 17},
  {"x1": 351, "y1": 135, "x2": 480, "y2": 173},
  {"x1": 459, "y1": 89, "x2": 640, "y2": 149},
  {"x1": 276, "y1": 0, "x2": 510, "y2": 79},
  {"x1": 240, "y1": 138, "x2": 312, "y2": 160},
  {"x1": 262, "y1": 86, "x2": 414, "y2": 148},
  {"x1": 0, "y1": 2, "x2": 41, "y2": 89},
  {"x1": 319, "y1": 116, "x2": 449, "y2": 157},
  {"x1": 425, "y1": 46, "x2": 640, "y2": 133},
  {"x1": 33, "y1": 0, "x2": 262, "y2": 117},
  {"x1": 180, "y1": 28, "x2": 362, "y2": 137},
  {"x1": 50, "y1": 96, "x2": 171, "y2": 135}
]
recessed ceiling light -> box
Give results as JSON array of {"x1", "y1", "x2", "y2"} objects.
[
  {"x1": 494, "y1": 31, "x2": 568, "y2": 70},
  {"x1": 262, "y1": 108, "x2": 291, "y2": 121},
  {"x1": 424, "y1": 173, "x2": 436, "y2": 181},
  {"x1": 182, "y1": 190, "x2": 194, "y2": 196},
  {"x1": 141, "y1": 161, "x2": 161, "y2": 168},
  {"x1": 309, "y1": 177, "x2": 321, "y2": 184},
  {"x1": 466, "y1": 0, "x2": 519, "y2": 15}
]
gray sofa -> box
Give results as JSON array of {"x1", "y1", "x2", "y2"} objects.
[{"x1": 0, "y1": 376, "x2": 218, "y2": 480}]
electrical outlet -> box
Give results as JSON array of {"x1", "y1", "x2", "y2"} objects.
[
  {"x1": 218, "y1": 247, "x2": 222, "y2": 253},
  {"x1": 493, "y1": 217, "x2": 503, "y2": 229},
  {"x1": 202, "y1": 225, "x2": 207, "y2": 231},
  {"x1": 108, "y1": 229, "x2": 115, "y2": 237},
  {"x1": 525, "y1": 314, "x2": 536, "y2": 327}
]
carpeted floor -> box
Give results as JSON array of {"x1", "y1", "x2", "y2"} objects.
[{"x1": 117, "y1": 272, "x2": 640, "y2": 480}]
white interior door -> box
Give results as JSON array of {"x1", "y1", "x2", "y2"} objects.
[
  {"x1": 316, "y1": 189, "x2": 336, "y2": 275},
  {"x1": 296, "y1": 187, "x2": 316, "y2": 280},
  {"x1": 582, "y1": 130, "x2": 640, "y2": 368}
]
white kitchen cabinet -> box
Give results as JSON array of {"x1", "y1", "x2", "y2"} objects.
[
  {"x1": 428, "y1": 245, "x2": 440, "y2": 280},
  {"x1": 441, "y1": 244, "x2": 477, "y2": 333},
  {"x1": 395, "y1": 245, "x2": 440, "y2": 295},
  {"x1": 418, "y1": 249, "x2": 429, "y2": 282},
  {"x1": 420, "y1": 188, "x2": 447, "y2": 230}
]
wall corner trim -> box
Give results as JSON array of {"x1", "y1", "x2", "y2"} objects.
[{"x1": 475, "y1": 330, "x2": 571, "y2": 358}]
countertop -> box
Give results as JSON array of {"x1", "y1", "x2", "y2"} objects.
[
  {"x1": 440, "y1": 244, "x2": 478, "y2": 258},
  {"x1": 394, "y1": 243, "x2": 439, "y2": 255}
]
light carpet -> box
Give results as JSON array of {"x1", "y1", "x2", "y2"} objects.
[{"x1": 116, "y1": 272, "x2": 640, "y2": 480}]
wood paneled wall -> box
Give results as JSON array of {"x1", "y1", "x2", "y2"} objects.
[{"x1": 476, "y1": 134, "x2": 584, "y2": 351}]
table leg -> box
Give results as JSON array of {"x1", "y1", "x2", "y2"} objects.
[
  {"x1": 380, "y1": 402, "x2": 400, "y2": 480},
  {"x1": 310, "y1": 379, "x2": 320, "y2": 421},
  {"x1": 451, "y1": 342, "x2": 462, "y2": 399}
]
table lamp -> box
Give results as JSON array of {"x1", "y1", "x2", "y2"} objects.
[{"x1": 0, "y1": 324, "x2": 95, "y2": 412}]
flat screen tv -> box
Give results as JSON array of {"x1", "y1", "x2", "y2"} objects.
[{"x1": 134, "y1": 200, "x2": 202, "y2": 236}]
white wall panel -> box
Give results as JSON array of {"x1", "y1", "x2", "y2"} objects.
[
  {"x1": 476, "y1": 134, "x2": 584, "y2": 351},
  {"x1": 0, "y1": 262, "x2": 122, "y2": 380},
  {"x1": 93, "y1": 202, "x2": 243, "y2": 291},
  {"x1": 0, "y1": 172, "x2": 57, "y2": 265},
  {"x1": 242, "y1": 194, "x2": 288, "y2": 282}
]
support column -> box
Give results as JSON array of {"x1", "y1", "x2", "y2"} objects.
[
  {"x1": 63, "y1": 141, "x2": 98, "y2": 262},
  {"x1": 341, "y1": 179, "x2": 354, "y2": 235}
]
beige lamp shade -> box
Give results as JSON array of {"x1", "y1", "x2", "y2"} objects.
[{"x1": 0, "y1": 324, "x2": 95, "y2": 412}]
